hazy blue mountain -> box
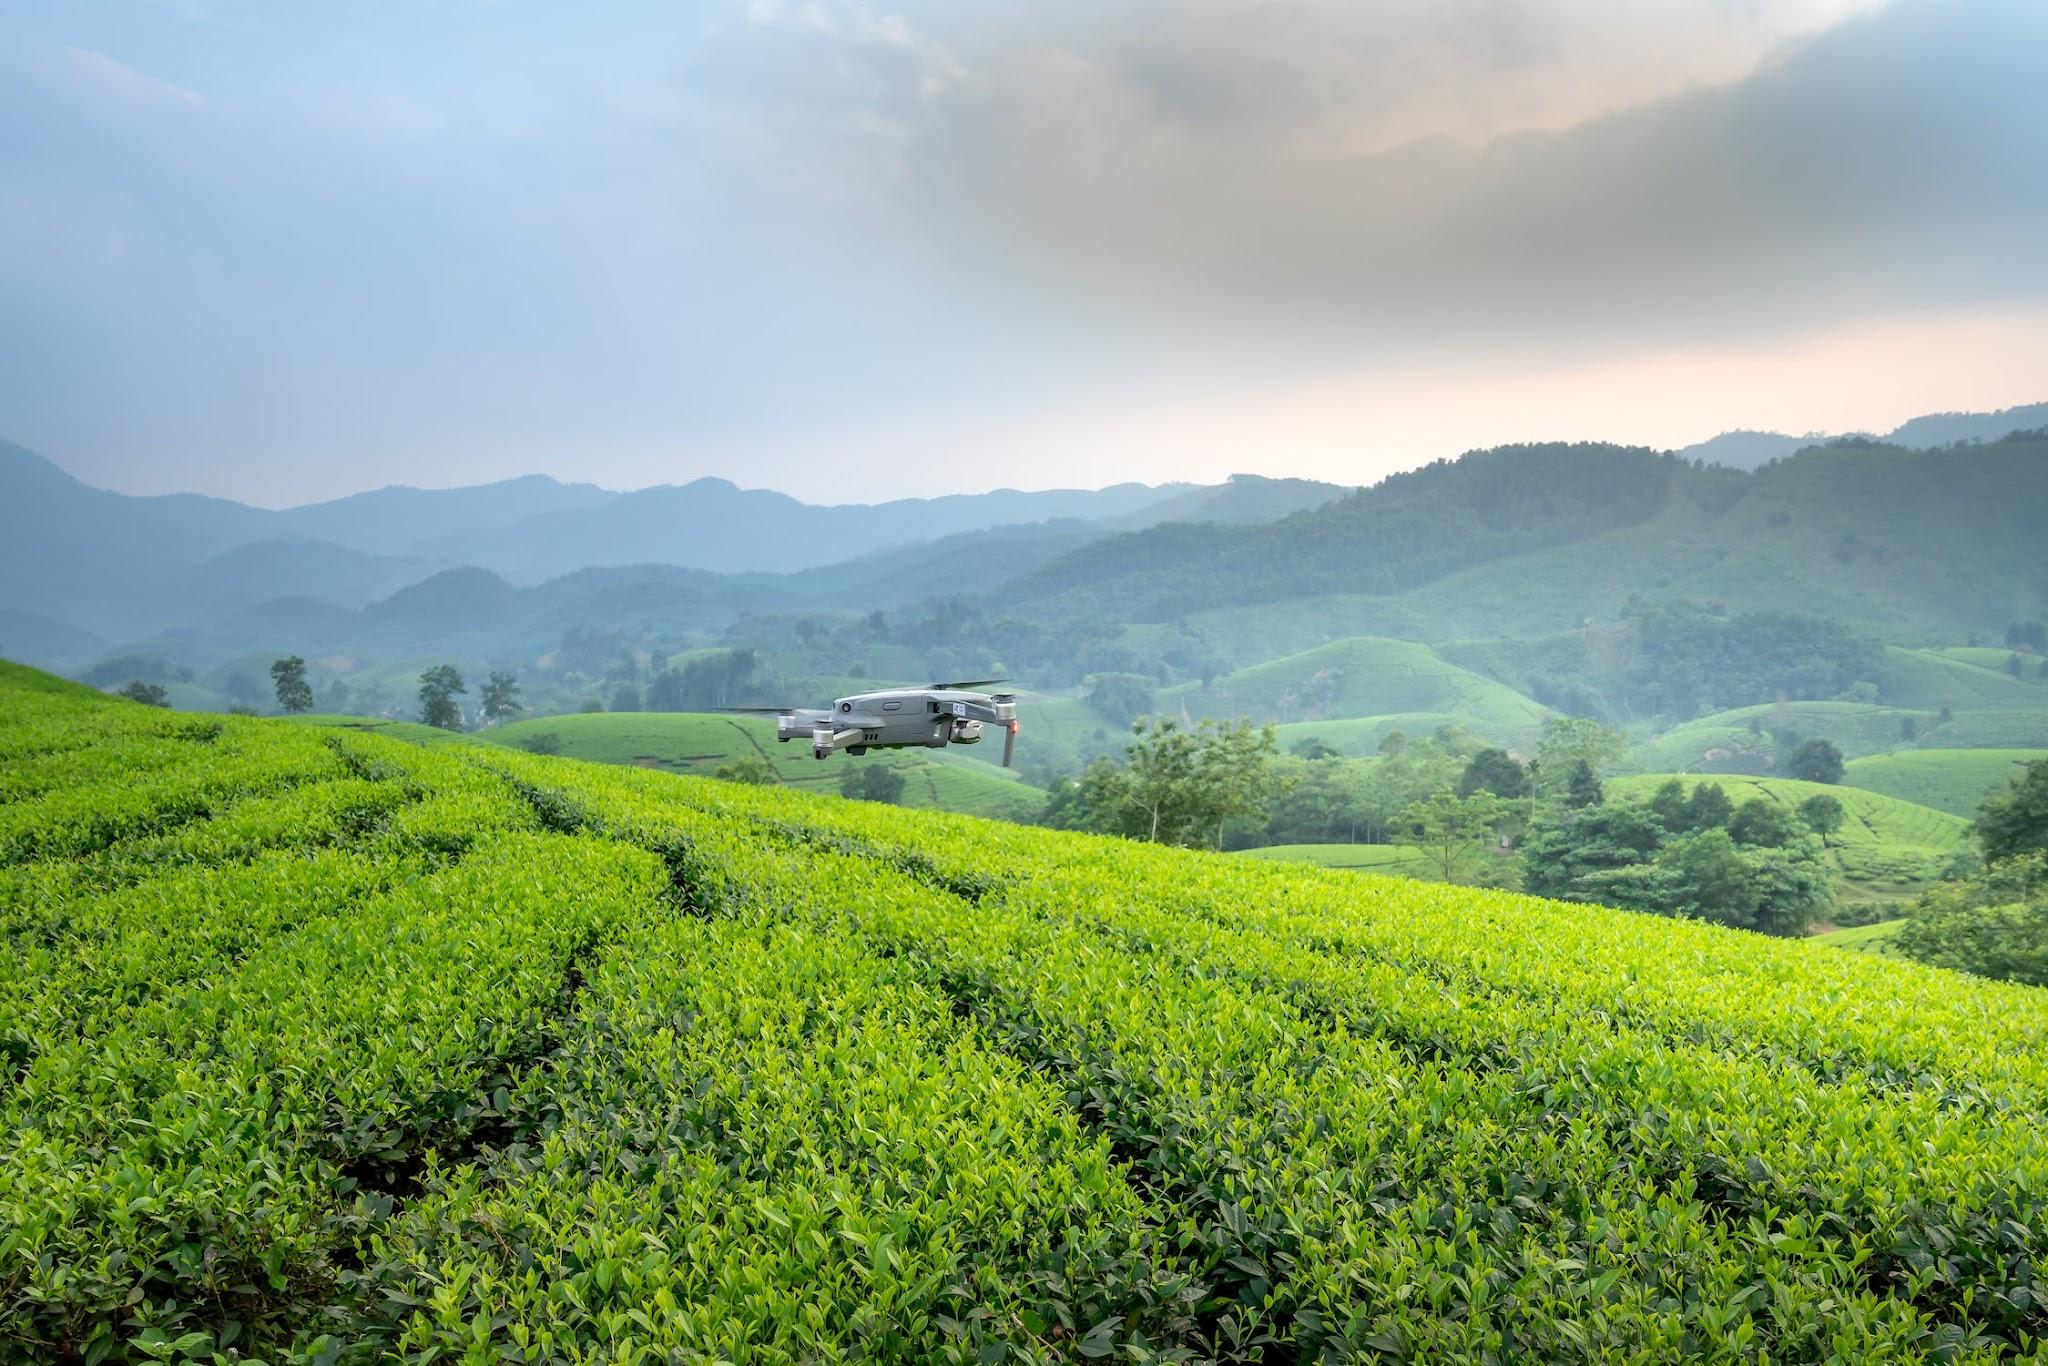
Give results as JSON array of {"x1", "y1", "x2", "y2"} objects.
[
  {"x1": 269, "y1": 474, "x2": 617, "y2": 556},
  {"x1": 1101, "y1": 473, "x2": 1350, "y2": 529},
  {"x1": 1674, "y1": 400, "x2": 2046, "y2": 469},
  {"x1": 440, "y1": 477, "x2": 1195, "y2": 581},
  {"x1": 1886, "y1": 402, "x2": 2048, "y2": 448}
]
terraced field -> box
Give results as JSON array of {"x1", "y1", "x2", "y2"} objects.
[
  {"x1": 482, "y1": 710, "x2": 1045, "y2": 821},
  {"x1": 11, "y1": 660, "x2": 2048, "y2": 1362},
  {"x1": 1844, "y1": 748, "x2": 2048, "y2": 818}
]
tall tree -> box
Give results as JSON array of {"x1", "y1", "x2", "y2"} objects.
[
  {"x1": 418, "y1": 665, "x2": 467, "y2": 731},
  {"x1": 1533, "y1": 716, "x2": 1626, "y2": 795},
  {"x1": 1458, "y1": 747, "x2": 1528, "y2": 799},
  {"x1": 270, "y1": 656, "x2": 314, "y2": 714},
  {"x1": 1563, "y1": 759, "x2": 1604, "y2": 809},
  {"x1": 1400, "y1": 790, "x2": 1506, "y2": 884},
  {"x1": 480, "y1": 670, "x2": 524, "y2": 723}
]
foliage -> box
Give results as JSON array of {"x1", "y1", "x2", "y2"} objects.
[
  {"x1": 1398, "y1": 789, "x2": 1507, "y2": 884},
  {"x1": 1784, "y1": 737, "x2": 1846, "y2": 784},
  {"x1": 518, "y1": 731, "x2": 563, "y2": 756},
  {"x1": 116, "y1": 680, "x2": 169, "y2": 707},
  {"x1": 1728, "y1": 796, "x2": 1799, "y2": 848},
  {"x1": 1894, "y1": 855, "x2": 2048, "y2": 985},
  {"x1": 1086, "y1": 672, "x2": 1157, "y2": 727},
  {"x1": 479, "y1": 669, "x2": 524, "y2": 722},
  {"x1": 1563, "y1": 758, "x2": 1603, "y2": 808},
  {"x1": 417, "y1": 664, "x2": 467, "y2": 731},
  {"x1": 1975, "y1": 759, "x2": 2048, "y2": 865},
  {"x1": 714, "y1": 754, "x2": 778, "y2": 785},
  {"x1": 1798, "y1": 793, "x2": 1846, "y2": 843},
  {"x1": 1077, "y1": 716, "x2": 1284, "y2": 849},
  {"x1": 1458, "y1": 747, "x2": 1527, "y2": 799},
  {"x1": 1532, "y1": 715, "x2": 1626, "y2": 795},
  {"x1": 839, "y1": 762, "x2": 907, "y2": 804},
  {"x1": 269, "y1": 655, "x2": 313, "y2": 714}
]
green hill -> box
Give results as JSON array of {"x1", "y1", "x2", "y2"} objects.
[
  {"x1": 1160, "y1": 636, "x2": 1550, "y2": 746},
  {"x1": 1632, "y1": 701, "x2": 1937, "y2": 773},
  {"x1": 1879, "y1": 646, "x2": 2048, "y2": 712},
  {"x1": 13, "y1": 662, "x2": 2048, "y2": 1360},
  {"x1": 1843, "y1": 749, "x2": 2048, "y2": 819},
  {"x1": 482, "y1": 711, "x2": 1045, "y2": 821},
  {"x1": 1607, "y1": 773, "x2": 1968, "y2": 904}
]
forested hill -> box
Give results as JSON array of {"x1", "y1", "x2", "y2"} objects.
[{"x1": 1017, "y1": 434, "x2": 2048, "y2": 637}]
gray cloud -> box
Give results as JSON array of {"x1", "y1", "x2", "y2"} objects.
[{"x1": 0, "y1": 0, "x2": 2040, "y2": 502}]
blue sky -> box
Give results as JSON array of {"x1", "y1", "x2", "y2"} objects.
[{"x1": 2, "y1": 0, "x2": 2044, "y2": 505}]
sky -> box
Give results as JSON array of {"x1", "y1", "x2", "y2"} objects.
[{"x1": 1, "y1": 0, "x2": 2044, "y2": 507}]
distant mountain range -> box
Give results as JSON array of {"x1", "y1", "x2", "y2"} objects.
[
  {"x1": 2, "y1": 399, "x2": 2043, "y2": 686},
  {"x1": 1673, "y1": 401, "x2": 2048, "y2": 471},
  {"x1": 0, "y1": 439, "x2": 1345, "y2": 664}
]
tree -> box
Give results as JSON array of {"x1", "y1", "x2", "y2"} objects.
[
  {"x1": 1899, "y1": 716, "x2": 1919, "y2": 742},
  {"x1": 1893, "y1": 854, "x2": 2048, "y2": 985},
  {"x1": 1648, "y1": 779, "x2": 1690, "y2": 832},
  {"x1": 714, "y1": 755, "x2": 777, "y2": 785},
  {"x1": 839, "y1": 763, "x2": 906, "y2": 804},
  {"x1": 519, "y1": 732, "x2": 563, "y2": 756},
  {"x1": 1533, "y1": 717, "x2": 1626, "y2": 796},
  {"x1": 480, "y1": 671, "x2": 523, "y2": 723},
  {"x1": 1563, "y1": 759, "x2": 1604, "y2": 809},
  {"x1": 1974, "y1": 759, "x2": 2048, "y2": 866},
  {"x1": 1728, "y1": 797, "x2": 1799, "y2": 848},
  {"x1": 118, "y1": 680, "x2": 169, "y2": 707},
  {"x1": 2009, "y1": 652, "x2": 2027, "y2": 678},
  {"x1": 1783, "y1": 738, "x2": 1845, "y2": 784},
  {"x1": 1193, "y1": 718, "x2": 1285, "y2": 849},
  {"x1": 418, "y1": 665, "x2": 467, "y2": 731},
  {"x1": 1686, "y1": 781, "x2": 1734, "y2": 831},
  {"x1": 1400, "y1": 790, "x2": 1505, "y2": 884},
  {"x1": 1458, "y1": 748, "x2": 1528, "y2": 799},
  {"x1": 609, "y1": 682, "x2": 642, "y2": 713},
  {"x1": 270, "y1": 656, "x2": 313, "y2": 714},
  {"x1": 1798, "y1": 793, "x2": 1846, "y2": 845},
  {"x1": 1522, "y1": 802, "x2": 1665, "y2": 900}
]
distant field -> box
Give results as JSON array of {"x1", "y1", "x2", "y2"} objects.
[
  {"x1": 1607, "y1": 772, "x2": 1968, "y2": 903},
  {"x1": 1233, "y1": 842, "x2": 1431, "y2": 877},
  {"x1": 1630, "y1": 701, "x2": 1934, "y2": 773},
  {"x1": 1843, "y1": 749, "x2": 2045, "y2": 818},
  {"x1": 1881, "y1": 646, "x2": 2047, "y2": 711},
  {"x1": 1812, "y1": 918, "x2": 1907, "y2": 954},
  {"x1": 483, "y1": 711, "x2": 1046, "y2": 821},
  {"x1": 1164, "y1": 637, "x2": 1550, "y2": 743}
]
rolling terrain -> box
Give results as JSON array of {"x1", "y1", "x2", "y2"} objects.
[
  {"x1": 482, "y1": 710, "x2": 1046, "y2": 821},
  {"x1": 10, "y1": 663, "x2": 2048, "y2": 1360}
]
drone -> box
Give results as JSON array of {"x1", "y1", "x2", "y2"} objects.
[{"x1": 731, "y1": 679, "x2": 1021, "y2": 766}]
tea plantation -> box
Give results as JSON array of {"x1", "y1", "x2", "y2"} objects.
[{"x1": 8, "y1": 660, "x2": 2048, "y2": 1363}]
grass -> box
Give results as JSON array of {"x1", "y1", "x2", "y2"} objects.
[
  {"x1": 1232, "y1": 842, "x2": 1432, "y2": 876},
  {"x1": 1880, "y1": 646, "x2": 2047, "y2": 712},
  {"x1": 1843, "y1": 749, "x2": 2046, "y2": 819},
  {"x1": 1607, "y1": 772, "x2": 1968, "y2": 903},
  {"x1": 481, "y1": 710, "x2": 1046, "y2": 821}
]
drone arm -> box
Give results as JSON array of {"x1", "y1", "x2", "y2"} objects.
[{"x1": 937, "y1": 699, "x2": 1020, "y2": 766}]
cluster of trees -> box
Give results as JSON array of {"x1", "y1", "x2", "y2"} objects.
[
  {"x1": 1894, "y1": 760, "x2": 2048, "y2": 984},
  {"x1": 414, "y1": 665, "x2": 522, "y2": 731},
  {"x1": 1521, "y1": 779, "x2": 1839, "y2": 936},
  {"x1": 1611, "y1": 603, "x2": 1886, "y2": 721},
  {"x1": 1044, "y1": 717, "x2": 1284, "y2": 850}
]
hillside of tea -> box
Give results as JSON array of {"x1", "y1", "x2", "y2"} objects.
[{"x1": 6, "y1": 660, "x2": 2048, "y2": 1363}]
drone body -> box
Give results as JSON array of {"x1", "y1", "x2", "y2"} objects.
[{"x1": 752, "y1": 680, "x2": 1020, "y2": 765}]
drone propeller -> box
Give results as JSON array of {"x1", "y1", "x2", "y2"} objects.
[{"x1": 928, "y1": 677, "x2": 1007, "y2": 692}]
